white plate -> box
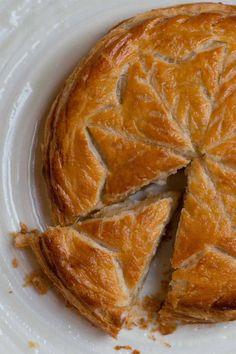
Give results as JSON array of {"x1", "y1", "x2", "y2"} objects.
[{"x1": 1, "y1": 1, "x2": 236, "y2": 353}]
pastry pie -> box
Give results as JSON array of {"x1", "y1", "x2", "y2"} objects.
[{"x1": 30, "y1": 2, "x2": 236, "y2": 336}]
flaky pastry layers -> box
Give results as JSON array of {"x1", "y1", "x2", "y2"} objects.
[
  {"x1": 31, "y1": 2, "x2": 236, "y2": 336},
  {"x1": 159, "y1": 158, "x2": 236, "y2": 326},
  {"x1": 30, "y1": 193, "x2": 179, "y2": 337}
]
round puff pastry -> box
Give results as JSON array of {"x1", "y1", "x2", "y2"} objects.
[
  {"x1": 30, "y1": 192, "x2": 179, "y2": 337},
  {"x1": 34, "y1": 2, "x2": 236, "y2": 335}
]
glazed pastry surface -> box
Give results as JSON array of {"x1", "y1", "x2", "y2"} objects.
[
  {"x1": 33, "y1": 3, "x2": 236, "y2": 335},
  {"x1": 44, "y1": 3, "x2": 236, "y2": 225},
  {"x1": 30, "y1": 193, "x2": 178, "y2": 336}
]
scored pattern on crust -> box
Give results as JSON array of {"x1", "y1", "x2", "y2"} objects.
[
  {"x1": 30, "y1": 192, "x2": 179, "y2": 337},
  {"x1": 37, "y1": 3, "x2": 236, "y2": 334},
  {"x1": 160, "y1": 156, "x2": 236, "y2": 324},
  {"x1": 43, "y1": 3, "x2": 236, "y2": 225}
]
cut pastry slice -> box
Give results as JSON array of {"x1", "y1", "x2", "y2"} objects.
[
  {"x1": 159, "y1": 158, "x2": 236, "y2": 328},
  {"x1": 29, "y1": 192, "x2": 179, "y2": 337}
]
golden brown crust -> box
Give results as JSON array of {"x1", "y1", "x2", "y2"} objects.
[
  {"x1": 172, "y1": 158, "x2": 236, "y2": 268},
  {"x1": 30, "y1": 193, "x2": 179, "y2": 337},
  {"x1": 43, "y1": 3, "x2": 235, "y2": 225},
  {"x1": 160, "y1": 248, "x2": 236, "y2": 325},
  {"x1": 30, "y1": 231, "x2": 127, "y2": 337},
  {"x1": 76, "y1": 193, "x2": 179, "y2": 290},
  {"x1": 161, "y1": 157, "x2": 236, "y2": 327},
  {"x1": 39, "y1": 2, "x2": 236, "y2": 333}
]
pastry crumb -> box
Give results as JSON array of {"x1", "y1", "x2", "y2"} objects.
[
  {"x1": 13, "y1": 232, "x2": 30, "y2": 248},
  {"x1": 159, "y1": 322, "x2": 176, "y2": 335},
  {"x1": 23, "y1": 271, "x2": 49, "y2": 295},
  {"x1": 11, "y1": 258, "x2": 19, "y2": 268},
  {"x1": 148, "y1": 334, "x2": 156, "y2": 341},
  {"x1": 12, "y1": 222, "x2": 39, "y2": 249},
  {"x1": 163, "y1": 341, "x2": 172, "y2": 348},
  {"x1": 125, "y1": 263, "x2": 175, "y2": 336},
  {"x1": 28, "y1": 340, "x2": 39, "y2": 349},
  {"x1": 125, "y1": 295, "x2": 161, "y2": 332},
  {"x1": 125, "y1": 292, "x2": 176, "y2": 336},
  {"x1": 114, "y1": 346, "x2": 140, "y2": 353},
  {"x1": 138, "y1": 317, "x2": 148, "y2": 329},
  {"x1": 114, "y1": 345, "x2": 132, "y2": 350},
  {"x1": 20, "y1": 222, "x2": 29, "y2": 234},
  {"x1": 150, "y1": 324, "x2": 159, "y2": 333}
]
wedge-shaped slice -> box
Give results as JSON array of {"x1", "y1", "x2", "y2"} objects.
[
  {"x1": 172, "y1": 158, "x2": 236, "y2": 266},
  {"x1": 30, "y1": 192, "x2": 179, "y2": 337},
  {"x1": 160, "y1": 159, "x2": 236, "y2": 327}
]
